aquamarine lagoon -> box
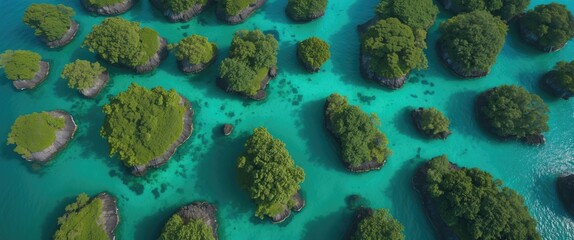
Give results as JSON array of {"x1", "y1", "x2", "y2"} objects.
[{"x1": 0, "y1": 0, "x2": 573, "y2": 239}]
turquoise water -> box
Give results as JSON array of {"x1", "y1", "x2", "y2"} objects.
[{"x1": 1, "y1": 0, "x2": 573, "y2": 239}]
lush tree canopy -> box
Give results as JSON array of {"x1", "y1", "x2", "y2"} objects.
[
  {"x1": 361, "y1": 18, "x2": 427, "y2": 79},
  {"x1": 23, "y1": 4, "x2": 75, "y2": 42},
  {"x1": 0, "y1": 50, "x2": 42, "y2": 81},
  {"x1": 170, "y1": 35, "x2": 216, "y2": 65},
  {"x1": 519, "y1": 3, "x2": 574, "y2": 51},
  {"x1": 61, "y1": 60, "x2": 106, "y2": 90},
  {"x1": 83, "y1": 17, "x2": 160, "y2": 67},
  {"x1": 442, "y1": 0, "x2": 529, "y2": 21},
  {"x1": 351, "y1": 209, "x2": 405, "y2": 240},
  {"x1": 439, "y1": 11, "x2": 507, "y2": 76},
  {"x1": 375, "y1": 0, "x2": 438, "y2": 30},
  {"x1": 418, "y1": 108, "x2": 450, "y2": 136},
  {"x1": 87, "y1": 0, "x2": 124, "y2": 7},
  {"x1": 221, "y1": 0, "x2": 256, "y2": 16},
  {"x1": 53, "y1": 193, "x2": 108, "y2": 240},
  {"x1": 101, "y1": 83, "x2": 186, "y2": 167},
  {"x1": 297, "y1": 37, "x2": 330, "y2": 71},
  {"x1": 547, "y1": 61, "x2": 574, "y2": 93},
  {"x1": 159, "y1": 214, "x2": 214, "y2": 240},
  {"x1": 237, "y1": 127, "x2": 305, "y2": 219},
  {"x1": 423, "y1": 155, "x2": 541, "y2": 240},
  {"x1": 286, "y1": 0, "x2": 327, "y2": 21},
  {"x1": 326, "y1": 94, "x2": 391, "y2": 168},
  {"x1": 219, "y1": 30, "x2": 278, "y2": 96},
  {"x1": 480, "y1": 85, "x2": 549, "y2": 138},
  {"x1": 161, "y1": 0, "x2": 207, "y2": 14},
  {"x1": 7, "y1": 112, "x2": 65, "y2": 158}
]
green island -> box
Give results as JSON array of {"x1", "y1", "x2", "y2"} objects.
[
  {"x1": 82, "y1": 0, "x2": 134, "y2": 16},
  {"x1": 438, "y1": 10, "x2": 507, "y2": 78},
  {"x1": 54, "y1": 192, "x2": 118, "y2": 240},
  {"x1": 0, "y1": 50, "x2": 47, "y2": 89},
  {"x1": 170, "y1": 34, "x2": 218, "y2": 73},
  {"x1": 297, "y1": 37, "x2": 330, "y2": 72},
  {"x1": 543, "y1": 60, "x2": 574, "y2": 99},
  {"x1": 151, "y1": 0, "x2": 209, "y2": 22},
  {"x1": 359, "y1": 17, "x2": 428, "y2": 89},
  {"x1": 23, "y1": 4, "x2": 78, "y2": 48},
  {"x1": 440, "y1": 0, "x2": 529, "y2": 21},
  {"x1": 375, "y1": 0, "x2": 438, "y2": 30},
  {"x1": 61, "y1": 60, "x2": 109, "y2": 98},
  {"x1": 519, "y1": 3, "x2": 574, "y2": 52},
  {"x1": 7, "y1": 111, "x2": 76, "y2": 162},
  {"x1": 100, "y1": 83, "x2": 193, "y2": 175},
  {"x1": 286, "y1": 0, "x2": 327, "y2": 22},
  {"x1": 325, "y1": 93, "x2": 391, "y2": 172},
  {"x1": 217, "y1": 0, "x2": 265, "y2": 24},
  {"x1": 82, "y1": 17, "x2": 167, "y2": 73},
  {"x1": 217, "y1": 30, "x2": 278, "y2": 100},
  {"x1": 237, "y1": 127, "x2": 305, "y2": 223},
  {"x1": 411, "y1": 107, "x2": 451, "y2": 140},
  {"x1": 477, "y1": 84, "x2": 549, "y2": 145},
  {"x1": 349, "y1": 208, "x2": 405, "y2": 240},
  {"x1": 414, "y1": 155, "x2": 541, "y2": 240},
  {"x1": 159, "y1": 202, "x2": 218, "y2": 240}
]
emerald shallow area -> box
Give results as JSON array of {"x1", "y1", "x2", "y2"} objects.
[{"x1": 0, "y1": 0, "x2": 573, "y2": 239}]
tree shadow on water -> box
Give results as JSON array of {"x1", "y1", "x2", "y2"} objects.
[
  {"x1": 133, "y1": 204, "x2": 180, "y2": 240},
  {"x1": 301, "y1": 207, "x2": 353, "y2": 240},
  {"x1": 41, "y1": 195, "x2": 76, "y2": 240},
  {"x1": 393, "y1": 106, "x2": 421, "y2": 140}
]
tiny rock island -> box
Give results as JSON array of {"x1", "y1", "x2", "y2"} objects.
[
  {"x1": 159, "y1": 202, "x2": 219, "y2": 239},
  {"x1": 61, "y1": 60, "x2": 110, "y2": 98},
  {"x1": 170, "y1": 34, "x2": 218, "y2": 74},
  {"x1": 0, "y1": 50, "x2": 50, "y2": 90}
]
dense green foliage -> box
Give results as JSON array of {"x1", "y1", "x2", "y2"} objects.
[
  {"x1": 520, "y1": 3, "x2": 574, "y2": 51},
  {"x1": 219, "y1": 30, "x2": 278, "y2": 96},
  {"x1": 375, "y1": 0, "x2": 438, "y2": 30},
  {"x1": 481, "y1": 85, "x2": 549, "y2": 138},
  {"x1": 442, "y1": 0, "x2": 529, "y2": 20},
  {"x1": 53, "y1": 193, "x2": 107, "y2": 240},
  {"x1": 221, "y1": 0, "x2": 256, "y2": 16},
  {"x1": 87, "y1": 0, "x2": 124, "y2": 7},
  {"x1": 170, "y1": 35, "x2": 216, "y2": 64},
  {"x1": 361, "y1": 18, "x2": 427, "y2": 79},
  {"x1": 547, "y1": 61, "x2": 574, "y2": 92},
  {"x1": 83, "y1": 17, "x2": 160, "y2": 67},
  {"x1": 423, "y1": 156, "x2": 541, "y2": 240},
  {"x1": 61, "y1": 60, "x2": 106, "y2": 90},
  {"x1": 297, "y1": 37, "x2": 330, "y2": 70},
  {"x1": 286, "y1": 0, "x2": 327, "y2": 21},
  {"x1": 351, "y1": 209, "x2": 405, "y2": 240},
  {"x1": 0, "y1": 50, "x2": 42, "y2": 81},
  {"x1": 418, "y1": 108, "x2": 450, "y2": 136},
  {"x1": 237, "y1": 127, "x2": 305, "y2": 219},
  {"x1": 159, "y1": 214, "x2": 214, "y2": 240},
  {"x1": 7, "y1": 112, "x2": 65, "y2": 158},
  {"x1": 439, "y1": 11, "x2": 507, "y2": 76},
  {"x1": 161, "y1": 0, "x2": 207, "y2": 13},
  {"x1": 326, "y1": 94, "x2": 391, "y2": 168},
  {"x1": 23, "y1": 4, "x2": 75, "y2": 42},
  {"x1": 101, "y1": 83, "x2": 186, "y2": 167}
]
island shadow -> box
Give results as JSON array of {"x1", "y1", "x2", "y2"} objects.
[
  {"x1": 133, "y1": 204, "x2": 180, "y2": 240},
  {"x1": 41, "y1": 195, "x2": 77, "y2": 240},
  {"x1": 302, "y1": 207, "x2": 353, "y2": 240},
  {"x1": 393, "y1": 106, "x2": 421, "y2": 140}
]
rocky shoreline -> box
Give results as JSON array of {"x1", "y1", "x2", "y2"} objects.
[
  {"x1": 82, "y1": 0, "x2": 134, "y2": 16},
  {"x1": 24, "y1": 110, "x2": 77, "y2": 162},
  {"x1": 135, "y1": 36, "x2": 168, "y2": 73},
  {"x1": 437, "y1": 41, "x2": 488, "y2": 78},
  {"x1": 151, "y1": 0, "x2": 211, "y2": 22},
  {"x1": 557, "y1": 174, "x2": 574, "y2": 216},
  {"x1": 542, "y1": 72, "x2": 573, "y2": 100},
  {"x1": 286, "y1": 9, "x2": 324, "y2": 23},
  {"x1": 216, "y1": 0, "x2": 266, "y2": 24},
  {"x1": 176, "y1": 202, "x2": 218, "y2": 239},
  {"x1": 216, "y1": 66, "x2": 277, "y2": 100},
  {"x1": 80, "y1": 71, "x2": 110, "y2": 98},
  {"x1": 177, "y1": 48, "x2": 218, "y2": 73},
  {"x1": 43, "y1": 20, "x2": 79, "y2": 48},
  {"x1": 131, "y1": 95, "x2": 194, "y2": 176},
  {"x1": 12, "y1": 61, "x2": 50, "y2": 90},
  {"x1": 411, "y1": 108, "x2": 451, "y2": 139},
  {"x1": 519, "y1": 23, "x2": 566, "y2": 53},
  {"x1": 271, "y1": 191, "x2": 305, "y2": 223},
  {"x1": 97, "y1": 192, "x2": 119, "y2": 240}
]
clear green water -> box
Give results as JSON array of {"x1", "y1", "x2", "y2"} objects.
[{"x1": 1, "y1": 0, "x2": 573, "y2": 239}]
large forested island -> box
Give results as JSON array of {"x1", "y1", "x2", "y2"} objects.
[
  {"x1": 83, "y1": 17, "x2": 167, "y2": 73},
  {"x1": 54, "y1": 193, "x2": 119, "y2": 240},
  {"x1": 0, "y1": 50, "x2": 50, "y2": 90},
  {"x1": 61, "y1": 60, "x2": 110, "y2": 98},
  {"x1": 325, "y1": 94, "x2": 391, "y2": 172},
  {"x1": 151, "y1": 0, "x2": 210, "y2": 22},
  {"x1": 82, "y1": 0, "x2": 134, "y2": 15},
  {"x1": 519, "y1": 3, "x2": 574, "y2": 52},
  {"x1": 543, "y1": 60, "x2": 574, "y2": 99},
  {"x1": 217, "y1": 30, "x2": 278, "y2": 100},
  {"x1": 414, "y1": 155, "x2": 541, "y2": 240},
  {"x1": 348, "y1": 208, "x2": 404, "y2": 240},
  {"x1": 217, "y1": 0, "x2": 266, "y2": 24},
  {"x1": 100, "y1": 83, "x2": 194, "y2": 176},
  {"x1": 170, "y1": 34, "x2": 218, "y2": 73},
  {"x1": 7, "y1": 111, "x2": 76, "y2": 162},
  {"x1": 237, "y1": 127, "x2": 305, "y2": 223},
  {"x1": 23, "y1": 4, "x2": 78, "y2": 48},
  {"x1": 159, "y1": 202, "x2": 218, "y2": 239}
]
